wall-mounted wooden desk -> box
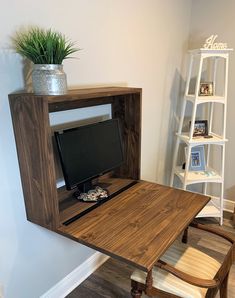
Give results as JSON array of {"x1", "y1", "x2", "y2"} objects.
[
  {"x1": 9, "y1": 87, "x2": 141, "y2": 230},
  {"x1": 9, "y1": 87, "x2": 210, "y2": 281},
  {"x1": 58, "y1": 181, "x2": 210, "y2": 273}
]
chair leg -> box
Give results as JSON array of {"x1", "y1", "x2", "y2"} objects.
[
  {"x1": 182, "y1": 227, "x2": 188, "y2": 244},
  {"x1": 131, "y1": 280, "x2": 143, "y2": 298},
  {"x1": 220, "y1": 273, "x2": 229, "y2": 298}
]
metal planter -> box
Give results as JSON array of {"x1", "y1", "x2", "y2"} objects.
[{"x1": 32, "y1": 64, "x2": 67, "y2": 95}]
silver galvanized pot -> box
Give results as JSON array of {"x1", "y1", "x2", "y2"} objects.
[{"x1": 32, "y1": 64, "x2": 67, "y2": 95}]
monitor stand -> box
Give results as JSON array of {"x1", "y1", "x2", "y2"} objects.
[
  {"x1": 73, "y1": 180, "x2": 93, "y2": 198},
  {"x1": 80, "y1": 180, "x2": 93, "y2": 193},
  {"x1": 73, "y1": 180, "x2": 108, "y2": 202}
]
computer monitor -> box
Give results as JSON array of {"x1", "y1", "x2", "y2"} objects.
[{"x1": 54, "y1": 119, "x2": 124, "y2": 192}]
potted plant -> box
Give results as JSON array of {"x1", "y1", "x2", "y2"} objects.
[{"x1": 13, "y1": 27, "x2": 80, "y2": 95}]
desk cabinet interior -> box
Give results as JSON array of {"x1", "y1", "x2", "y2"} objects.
[{"x1": 9, "y1": 87, "x2": 142, "y2": 231}]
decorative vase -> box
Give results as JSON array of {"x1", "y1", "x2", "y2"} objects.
[{"x1": 32, "y1": 64, "x2": 67, "y2": 95}]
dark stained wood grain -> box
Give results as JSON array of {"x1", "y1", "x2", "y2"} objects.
[
  {"x1": 47, "y1": 87, "x2": 142, "y2": 112},
  {"x1": 233, "y1": 207, "x2": 235, "y2": 225},
  {"x1": 67, "y1": 216, "x2": 235, "y2": 298},
  {"x1": 59, "y1": 177, "x2": 136, "y2": 223},
  {"x1": 59, "y1": 198, "x2": 96, "y2": 223},
  {"x1": 9, "y1": 94, "x2": 59, "y2": 229},
  {"x1": 9, "y1": 87, "x2": 142, "y2": 229},
  {"x1": 131, "y1": 280, "x2": 144, "y2": 298},
  {"x1": 112, "y1": 93, "x2": 141, "y2": 180},
  {"x1": 49, "y1": 96, "x2": 115, "y2": 113},
  {"x1": 58, "y1": 181, "x2": 210, "y2": 272},
  {"x1": 47, "y1": 86, "x2": 141, "y2": 100}
]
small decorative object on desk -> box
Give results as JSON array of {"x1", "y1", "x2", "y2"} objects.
[
  {"x1": 13, "y1": 27, "x2": 80, "y2": 95},
  {"x1": 185, "y1": 145, "x2": 206, "y2": 171},
  {"x1": 76, "y1": 186, "x2": 108, "y2": 202},
  {"x1": 199, "y1": 82, "x2": 213, "y2": 96},
  {"x1": 190, "y1": 120, "x2": 208, "y2": 137}
]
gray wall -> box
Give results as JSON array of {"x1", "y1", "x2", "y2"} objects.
[
  {"x1": 0, "y1": 1, "x2": 192, "y2": 297},
  {"x1": 190, "y1": 0, "x2": 235, "y2": 203}
]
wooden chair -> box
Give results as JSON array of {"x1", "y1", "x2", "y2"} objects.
[{"x1": 131, "y1": 221, "x2": 235, "y2": 298}]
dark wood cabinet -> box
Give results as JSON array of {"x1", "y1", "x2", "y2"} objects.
[
  {"x1": 9, "y1": 87, "x2": 142, "y2": 231},
  {"x1": 9, "y1": 88, "x2": 213, "y2": 276}
]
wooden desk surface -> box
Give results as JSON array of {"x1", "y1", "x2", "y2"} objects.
[{"x1": 58, "y1": 181, "x2": 210, "y2": 272}]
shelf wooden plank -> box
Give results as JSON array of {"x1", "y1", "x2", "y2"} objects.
[
  {"x1": 176, "y1": 132, "x2": 227, "y2": 145},
  {"x1": 174, "y1": 166, "x2": 222, "y2": 185},
  {"x1": 47, "y1": 87, "x2": 142, "y2": 112},
  {"x1": 185, "y1": 94, "x2": 225, "y2": 104},
  {"x1": 196, "y1": 199, "x2": 221, "y2": 218},
  {"x1": 189, "y1": 48, "x2": 233, "y2": 55}
]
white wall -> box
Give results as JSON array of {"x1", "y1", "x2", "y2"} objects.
[
  {"x1": 0, "y1": 1, "x2": 192, "y2": 297},
  {"x1": 189, "y1": 0, "x2": 235, "y2": 203}
]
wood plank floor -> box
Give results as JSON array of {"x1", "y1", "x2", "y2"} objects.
[{"x1": 67, "y1": 213, "x2": 235, "y2": 298}]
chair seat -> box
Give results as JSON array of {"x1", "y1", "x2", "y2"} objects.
[{"x1": 131, "y1": 240, "x2": 221, "y2": 298}]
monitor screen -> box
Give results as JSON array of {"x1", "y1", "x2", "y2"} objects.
[{"x1": 54, "y1": 119, "x2": 124, "y2": 191}]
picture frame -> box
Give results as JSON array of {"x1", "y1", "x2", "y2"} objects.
[
  {"x1": 190, "y1": 120, "x2": 208, "y2": 137},
  {"x1": 199, "y1": 82, "x2": 213, "y2": 96},
  {"x1": 185, "y1": 146, "x2": 206, "y2": 171}
]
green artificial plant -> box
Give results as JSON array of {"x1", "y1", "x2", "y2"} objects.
[{"x1": 13, "y1": 27, "x2": 79, "y2": 64}]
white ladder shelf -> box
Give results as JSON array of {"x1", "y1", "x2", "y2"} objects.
[{"x1": 170, "y1": 48, "x2": 232, "y2": 225}]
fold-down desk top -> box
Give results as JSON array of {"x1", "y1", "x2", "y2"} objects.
[{"x1": 58, "y1": 181, "x2": 210, "y2": 272}]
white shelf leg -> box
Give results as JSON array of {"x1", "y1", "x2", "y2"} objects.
[
  {"x1": 178, "y1": 99, "x2": 187, "y2": 134},
  {"x1": 170, "y1": 137, "x2": 180, "y2": 186},
  {"x1": 171, "y1": 97, "x2": 187, "y2": 187},
  {"x1": 185, "y1": 54, "x2": 193, "y2": 97},
  {"x1": 203, "y1": 143, "x2": 209, "y2": 196},
  {"x1": 219, "y1": 143, "x2": 225, "y2": 225},
  {"x1": 223, "y1": 55, "x2": 229, "y2": 138},
  {"x1": 189, "y1": 55, "x2": 203, "y2": 140},
  {"x1": 208, "y1": 102, "x2": 214, "y2": 135},
  {"x1": 183, "y1": 145, "x2": 192, "y2": 190}
]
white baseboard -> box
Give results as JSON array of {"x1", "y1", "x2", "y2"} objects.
[
  {"x1": 212, "y1": 197, "x2": 235, "y2": 213},
  {"x1": 223, "y1": 198, "x2": 235, "y2": 213},
  {"x1": 40, "y1": 252, "x2": 109, "y2": 298}
]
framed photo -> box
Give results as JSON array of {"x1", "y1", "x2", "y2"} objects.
[
  {"x1": 199, "y1": 82, "x2": 213, "y2": 96},
  {"x1": 185, "y1": 146, "x2": 206, "y2": 171},
  {"x1": 190, "y1": 120, "x2": 208, "y2": 137}
]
